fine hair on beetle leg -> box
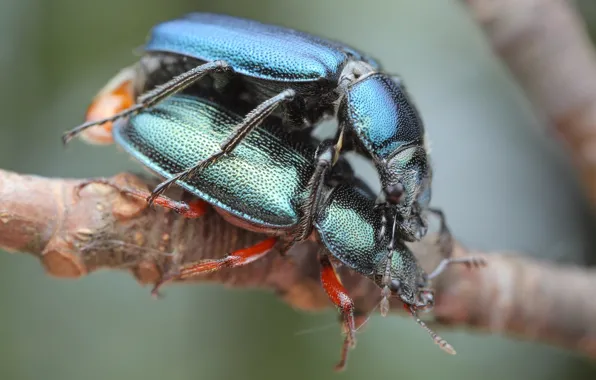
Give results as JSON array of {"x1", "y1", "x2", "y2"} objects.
[
  {"x1": 427, "y1": 256, "x2": 487, "y2": 280},
  {"x1": 380, "y1": 215, "x2": 400, "y2": 317},
  {"x1": 294, "y1": 141, "x2": 334, "y2": 241},
  {"x1": 62, "y1": 60, "x2": 232, "y2": 144}
]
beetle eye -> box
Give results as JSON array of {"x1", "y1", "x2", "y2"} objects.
[
  {"x1": 389, "y1": 279, "x2": 401, "y2": 292},
  {"x1": 385, "y1": 183, "x2": 404, "y2": 204}
]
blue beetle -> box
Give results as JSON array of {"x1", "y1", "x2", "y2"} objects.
[
  {"x1": 76, "y1": 90, "x2": 485, "y2": 370},
  {"x1": 62, "y1": 13, "x2": 449, "y2": 251}
]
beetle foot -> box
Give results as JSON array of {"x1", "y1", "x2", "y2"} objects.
[
  {"x1": 150, "y1": 268, "x2": 180, "y2": 298},
  {"x1": 74, "y1": 177, "x2": 121, "y2": 200},
  {"x1": 334, "y1": 322, "x2": 357, "y2": 372},
  {"x1": 427, "y1": 256, "x2": 487, "y2": 280}
]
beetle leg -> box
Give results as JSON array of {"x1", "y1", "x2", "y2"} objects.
[
  {"x1": 293, "y1": 141, "x2": 334, "y2": 241},
  {"x1": 75, "y1": 178, "x2": 208, "y2": 219},
  {"x1": 423, "y1": 208, "x2": 487, "y2": 279},
  {"x1": 331, "y1": 125, "x2": 346, "y2": 165},
  {"x1": 136, "y1": 191, "x2": 208, "y2": 219},
  {"x1": 319, "y1": 253, "x2": 356, "y2": 371},
  {"x1": 426, "y1": 207, "x2": 453, "y2": 258},
  {"x1": 293, "y1": 122, "x2": 350, "y2": 241},
  {"x1": 147, "y1": 89, "x2": 296, "y2": 205},
  {"x1": 151, "y1": 237, "x2": 277, "y2": 295},
  {"x1": 62, "y1": 60, "x2": 233, "y2": 144},
  {"x1": 427, "y1": 256, "x2": 487, "y2": 280}
]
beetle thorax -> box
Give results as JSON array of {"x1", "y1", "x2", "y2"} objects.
[{"x1": 374, "y1": 244, "x2": 428, "y2": 310}]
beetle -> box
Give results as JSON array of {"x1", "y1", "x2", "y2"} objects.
[
  {"x1": 61, "y1": 12, "x2": 450, "y2": 252},
  {"x1": 80, "y1": 91, "x2": 484, "y2": 370}
]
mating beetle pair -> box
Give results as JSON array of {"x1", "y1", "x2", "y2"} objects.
[
  {"x1": 64, "y1": 12, "x2": 446, "y2": 249},
  {"x1": 63, "y1": 13, "x2": 485, "y2": 370}
]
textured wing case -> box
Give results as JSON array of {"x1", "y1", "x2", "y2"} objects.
[{"x1": 113, "y1": 95, "x2": 315, "y2": 227}]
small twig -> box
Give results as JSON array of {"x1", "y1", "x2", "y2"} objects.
[{"x1": 463, "y1": 0, "x2": 596, "y2": 206}]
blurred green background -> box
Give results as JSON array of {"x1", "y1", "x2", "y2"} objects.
[{"x1": 2, "y1": 0, "x2": 596, "y2": 379}]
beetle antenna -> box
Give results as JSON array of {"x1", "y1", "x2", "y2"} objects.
[
  {"x1": 380, "y1": 215, "x2": 400, "y2": 317},
  {"x1": 62, "y1": 104, "x2": 144, "y2": 144},
  {"x1": 379, "y1": 249, "x2": 394, "y2": 317},
  {"x1": 407, "y1": 305, "x2": 456, "y2": 355}
]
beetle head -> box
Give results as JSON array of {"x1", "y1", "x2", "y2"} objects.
[
  {"x1": 373, "y1": 242, "x2": 432, "y2": 316},
  {"x1": 373, "y1": 243, "x2": 455, "y2": 355}
]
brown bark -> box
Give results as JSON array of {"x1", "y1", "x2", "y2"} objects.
[{"x1": 1, "y1": 169, "x2": 595, "y2": 358}]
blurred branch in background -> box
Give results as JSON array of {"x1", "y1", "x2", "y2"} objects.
[
  {"x1": 464, "y1": 0, "x2": 596, "y2": 206},
  {"x1": 1, "y1": 168, "x2": 596, "y2": 359}
]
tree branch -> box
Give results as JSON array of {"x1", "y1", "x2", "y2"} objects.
[
  {"x1": 1, "y1": 168, "x2": 595, "y2": 358},
  {"x1": 463, "y1": 0, "x2": 596, "y2": 206},
  {"x1": 3, "y1": 0, "x2": 596, "y2": 364}
]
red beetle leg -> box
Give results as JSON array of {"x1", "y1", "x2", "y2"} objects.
[
  {"x1": 319, "y1": 255, "x2": 356, "y2": 371},
  {"x1": 75, "y1": 178, "x2": 208, "y2": 219},
  {"x1": 151, "y1": 237, "x2": 277, "y2": 295}
]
